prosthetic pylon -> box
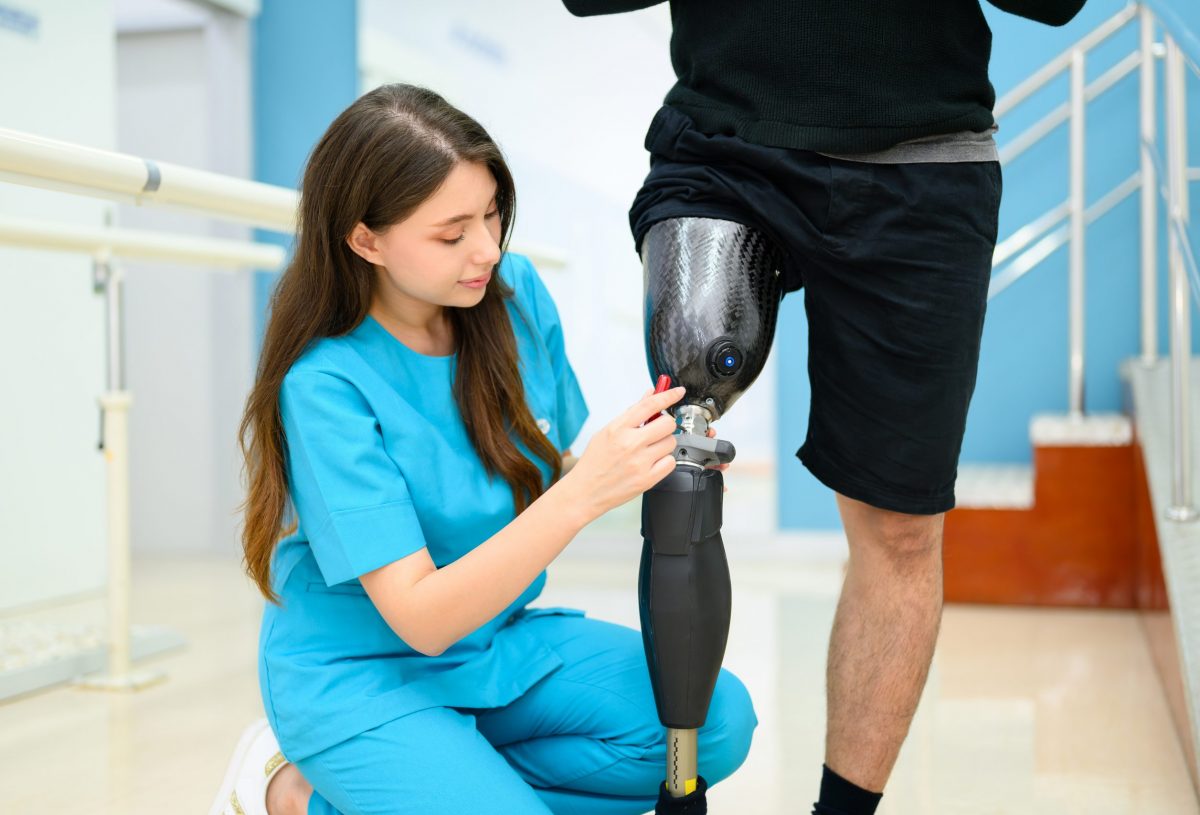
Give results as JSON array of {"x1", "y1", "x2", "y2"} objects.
[{"x1": 637, "y1": 217, "x2": 785, "y2": 811}]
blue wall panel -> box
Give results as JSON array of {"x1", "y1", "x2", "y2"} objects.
[{"x1": 252, "y1": 0, "x2": 358, "y2": 347}]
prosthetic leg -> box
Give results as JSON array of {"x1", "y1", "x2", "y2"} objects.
[{"x1": 638, "y1": 218, "x2": 785, "y2": 812}]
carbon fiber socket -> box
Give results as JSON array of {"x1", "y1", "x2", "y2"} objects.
[{"x1": 642, "y1": 217, "x2": 785, "y2": 419}]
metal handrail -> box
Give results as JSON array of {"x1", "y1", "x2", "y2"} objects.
[
  {"x1": 989, "y1": 172, "x2": 1142, "y2": 299},
  {"x1": 1173, "y1": 216, "x2": 1200, "y2": 311},
  {"x1": 1164, "y1": 34, "x2": 1195, "y2": 522},
  {"x1": 1142, "y1": 136, "x2": 1200, "y2": 311},
  {"x1": 1068, "y1": 48, "x2": 1087, "y2": 418},
  {"x1": 1144, "y1": 0, "x2": 1200, "y2": 71},
  {"x1": 1141, "y1": 5, "x2": 1159, "y2": 365},
  {"x1": 991, "y1": 34, "x2": 1167, "y2": 287},
  {"x1": 989, "y1": 5, "x2": 1142, "y2": 417},
  {"x1": 994, "y1": 3, "x2": 1139, "y2": 118},
  {"x1": 998, "y1": 51, "x2": 1141, "y2": 166},
  {"x1": 992, "y1": 202, "x2": 1071, "y2": 269},
  {"x1": 989, "y1": 4, "x2": 1197, "y2": 519}
]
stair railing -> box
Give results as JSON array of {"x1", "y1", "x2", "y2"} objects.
[{"x1": 987, "y1": 1, "x2": 1199, "y2": 521}]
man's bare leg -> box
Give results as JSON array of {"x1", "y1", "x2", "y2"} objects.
[{"x1": 824, "y1": 493, "x2": 945, "y2": 793}]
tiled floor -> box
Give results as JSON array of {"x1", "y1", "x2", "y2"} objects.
[{"x1": 1, "y1": 473, "x2": 1197, "y2": 814}]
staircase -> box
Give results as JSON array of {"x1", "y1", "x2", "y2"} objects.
[{"x1": 945, "y1": 413, "x2": 1167, "y2": 610}]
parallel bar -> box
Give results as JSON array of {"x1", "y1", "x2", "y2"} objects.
[
  {"x1": 0, "y1": 127, "x2": 297, "y2": 231},
  {"x1": 0, "y1": 128, "x2": 568, "y2": 272},
  {"x1": 1068, "y1": 49, "x2": 1087, "y2": 418},
  {"x1": 0, "y1": 216, "x2": 284, "y2": 269},
  {"x1": 1164, "y1": 36, "x2": 1196, "y2": 522},
  {"x1": 1141, "y1": 6, "x2": 1159, "y2": 364}
]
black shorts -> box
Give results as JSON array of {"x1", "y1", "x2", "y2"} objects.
[{"x1": 630, "y1": 106, "x2": 1003, "y2": 516}]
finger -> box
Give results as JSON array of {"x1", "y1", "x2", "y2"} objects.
[
  {"x1": 648, "y1": 453, "x2": 677, "y2": 484},
  {"x1": 646, "y1": 433, "x2": 678, "y2": 459},
  {"x1": 637, "y1": 412, "x2": 678, "y2": 441},
  {"x1": 613, "y1": 390, "x2": 659, "y2": 432},
  {"x1": 706, "y1": 428, "x2": 716, "y2": 438},
  {"x1": 644, "y1": 386, "x2": 686, "y2": 417},
  {"x1": 623, "y1": 386, "x2": 685, "y2": 427}
]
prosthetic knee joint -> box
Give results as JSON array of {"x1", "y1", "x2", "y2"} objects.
[{"x1": 638, "y1": 217, "x2": 784, "y2": 805}]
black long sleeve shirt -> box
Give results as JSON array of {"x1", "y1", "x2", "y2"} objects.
[{"x1": 563, "y1": 0, "x2": 1088, "y2": 152}]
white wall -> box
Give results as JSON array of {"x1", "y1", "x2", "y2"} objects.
[
  {"x1": 0, "y1": 1, "x2": 115, "y2": 612},
  {"x1": 359, "y1": 1, "x2": 779, "y2": 466},
  {"x1": 115, "y1": 1, "x2": 254, "y2": 555}
]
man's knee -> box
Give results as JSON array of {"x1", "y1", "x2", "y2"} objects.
[{"x1": 840, "y1": 495, "x2": 943, "y2": 562}]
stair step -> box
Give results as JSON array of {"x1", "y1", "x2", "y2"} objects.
[
  {"x1": 955, "y1": 414, "x2": 1134, "y2": 511},
  {"x1": 1030, "y1": 413, "x2": 1132, "y2": 446},
  {"x1": 955, "y1": 464, "x2": 1034, "y2": 509}
]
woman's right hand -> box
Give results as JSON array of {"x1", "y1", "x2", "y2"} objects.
[{"x1": 562, "y1": 386, "x2": 685, "y2": 522}]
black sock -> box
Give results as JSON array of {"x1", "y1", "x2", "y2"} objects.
[
  {"x1": 812, "y1": 764, "x2": 883, "y2": 815},
  {"x1": 654, "y1": 775, "x2": 707, "y2": 814}
]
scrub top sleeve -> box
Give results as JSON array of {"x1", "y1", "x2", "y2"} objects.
[
  {"x1": 280, "y1": 370, "x2": 429, "y2": 586},
  {"x1": 521, "y1": 258, "x2": 589, "y2": 452}
]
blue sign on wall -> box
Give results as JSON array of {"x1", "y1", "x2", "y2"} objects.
[{"x1": 0, "y1": 4, "x2": 38, "y2": 38}]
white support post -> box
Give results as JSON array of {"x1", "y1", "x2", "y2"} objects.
[
  {"x1": 1140, "y1": 5, "x2": 1159, "y2": 366},
  {"x1": 1068, "y1": 49, "x2": 1088, "y2": 418},
  {"x1": 77, "y1": 256, "x2": 166, "y2": 691},
  {"x1": 1164, "y1": 36, "x2": 1197, "y2": 523}
]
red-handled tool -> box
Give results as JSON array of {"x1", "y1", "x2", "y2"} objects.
[{"x1": 643, "y1": 374, "x2": 673, "y2": 426}]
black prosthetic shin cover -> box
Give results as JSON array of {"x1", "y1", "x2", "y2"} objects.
[{"x1": 639, "y1": 466, "x2": 730, "y2": 729}]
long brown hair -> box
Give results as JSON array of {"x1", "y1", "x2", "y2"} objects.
[{"x1": 240, "y1": 84, "x2": 562, "y2": 601}]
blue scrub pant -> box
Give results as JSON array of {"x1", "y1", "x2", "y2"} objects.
[{"x1": 296, "y1": 614, "x2": 757, "y2": 814}]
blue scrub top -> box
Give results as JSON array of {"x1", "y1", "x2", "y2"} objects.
[{"x1": 259, "y1": 254, "x2": 590, "y2": 761}]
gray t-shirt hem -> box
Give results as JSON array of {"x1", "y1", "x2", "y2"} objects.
[{"x1": 818, "y1": 125, "x2": 999, "y2": 164}]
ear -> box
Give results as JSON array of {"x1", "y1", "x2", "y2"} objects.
[{"x1": 346, "y1": 222, "x2": 385, "y2": 265}]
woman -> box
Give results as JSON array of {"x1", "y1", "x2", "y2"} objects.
[{"x1": 211, "y1": 84, "x2": 756, "y2": 815}]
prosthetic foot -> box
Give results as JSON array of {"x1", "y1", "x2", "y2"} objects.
[{"x1": 638, "y1": 218, "x2": 785, "y2": 811}]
